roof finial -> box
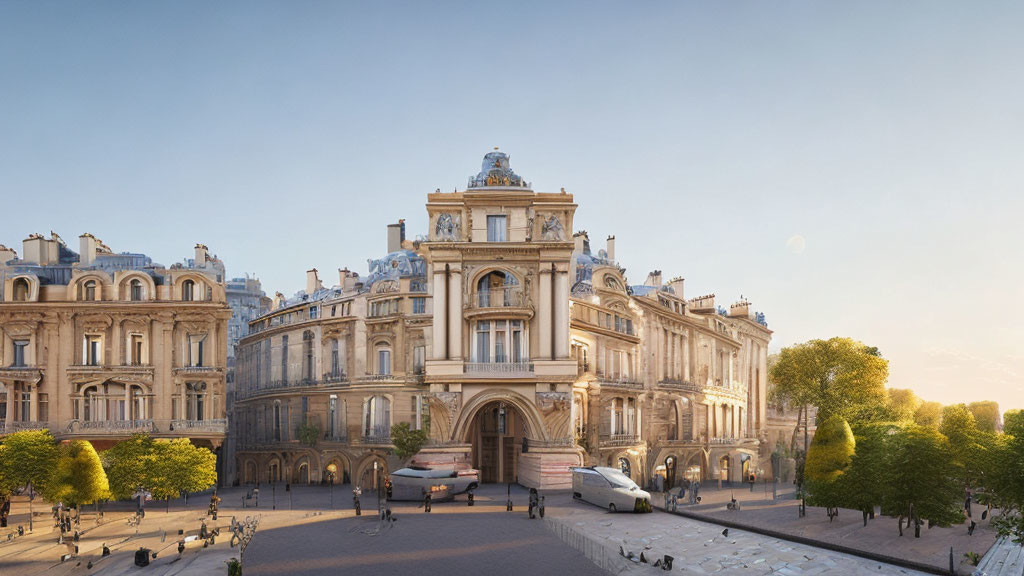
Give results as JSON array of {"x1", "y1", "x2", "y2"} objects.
[{"x1": 493, "y1": 146, "x2": 499, "y2": 151}]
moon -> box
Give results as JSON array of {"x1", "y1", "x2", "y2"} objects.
[{"x1": 787, "y1": 235, "x2": 806, "y2": 254}]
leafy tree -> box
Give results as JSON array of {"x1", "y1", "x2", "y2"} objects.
[
  {"x1": 45, "y1": 441, "x2": 109, "y2": 508},
  {"x1": 391, "y1": 422, "x2": 428, "y2": 461},
  {"x1": 804, "y1": 416, "x2": 855, "y2": 510},
  {"x1": 840, "y1": 421, "x2": 905, "y2": 520},
  {"x1": 939, "y1": 404, "x2": 988, "y2": 490},
  {"x1": 882, "y1": 425, "x2": 963, "y2": 534},
  {"x1": 0, "y1": 430, "x2": 58, "y2": 496},
  {"x1": 987, "y1": 410, "x2": 1024, "y2": 543},
  {"x1": 149, "y1": 439, "x2": 217, "y2": 503},
  {"x1": 913, "y1": 401, "x2": 943, "y2": 427},
  {"x1": 885, "y1": 388, "x2": 921, "y2": 422},
  {"x1": 297, "y1": 422, "x2": 321, "y2": 447},
  {"x1": 968, "y1": 401, "x2": 1001, "y2": 433},
  {"x1": 770, "y1": 338, "x2": 889, "y2": 450},
  {"x1": 103, "y1": 434, "x2": 159, "y2": 500}
]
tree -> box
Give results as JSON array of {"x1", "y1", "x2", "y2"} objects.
[
  {"x1": 913, "y1": 401, "x2": 943, "y2": 427},
  {"x1": 149, "y1": 439, "x2": 218, "y2": 504},
  {"x1": 987, "y1": 410, "x2": 1024, "y2": 543},
  {"x1": 297, "y1": 422, "x2": 321, "y2": 447},
  {"x1": 45, "y1": 441, "x2": 109, "y2": 508},
  {"x1": 968, "y1": 401, "x2": 1001, "y2": 433},
  {"x1": 885, "y1": 388, "x2": 921, "y2": 422},
  {"x1": 804, "y1": 416, "x2": 855, "y2": 511},
  {"x1": 939, "y1": 404, "x2": 987, "y2": 490},
  {"x1": 882, "y1": 425, "x2": 963, "y2": 535},
  {"x1": 391, "y1": 422, "x2": 428, "y2": 461},
  {"x1": 840, "y1": 421, "x2": 905, "y2": 521},
  {"x1": 770, "y1": 338, "x2": 889, "y2": 451},
  {"x1": 103, "y1": 434, "x2": 158, "y2": 501},
  {"x1": 0, "y1": 430, "x2": 58, "y2": 496}
]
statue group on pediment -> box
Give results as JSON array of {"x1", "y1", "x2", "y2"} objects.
[
  {"x1": 435, "y1": 213, "x2": 461, "y2": 241},
  {"x1": 541, "y1": 215, "x2": 565, "y2": 241}
]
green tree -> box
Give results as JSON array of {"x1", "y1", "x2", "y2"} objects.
[
  {"x1": 913, "y1": 401, "x2": 943, "y2": 427},
  {"x1": 149, "y1": 439, "x2": 218, "y2": 504},
  {"x1": 840, "y1": 421, "x2": 905, "y2": 520},
  {"x1": 988, "y1": 410, "x2": 1024, "y2": 543},
  {"x1": 804, "y1": 416, "x2": 855, "y2": 510},
  {"x1": 967, "y1": 401, "x2": 1001, "y2": 433},
  {"x1": 45, "y1": 440, "x2": 109, "y2": 508},
  {"x1": 882, "y1": 425, "x2": 963, "y2": 535},
  {"x1": 770, "y1": 338, "x2": 889, "y2": 451},
  {"x1": 885, "y1": 388, "x2": 921, "y2": 422},
  {"x1": 103, "y1": 434, "x2": 158, "y2": 500},
  {"x1": 939, "y1": 404, "x2": 988, "y2": 490},
  {"x1": 0, "y1": 430, "x2": 58, "y2": 496},
  {"x1": 390, "y1": 422, "x2": 428, "y2": 461},
  {"x1": 297, "y1": 422, "x2": 321, "y2": 447}
]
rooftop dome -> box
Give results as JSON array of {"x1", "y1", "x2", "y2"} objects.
[{"x1": 468, "y1": 150, "x2": 530, "y2": 189}]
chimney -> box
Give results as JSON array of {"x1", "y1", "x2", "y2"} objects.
[
  {"x1": 340, "y1": 268, "x2": 359, "y2": 292},
  {"x1": 0, "y1": 245, "x2": 16, "y2": 265},
  {"x1": 306, "y1": 268, "x2": 322, "y2": 295},
  {"x1": 273, "y1": 291, "x2": 285, "y2": 310},
  {"x1": 606, "y1": 236, "x2": 616, "y2": 262},
  {"x1": 729, "y1": 300, "x2": 751, "y2": 318},
  {"x1": 194, "y1": 244, "x2": 209, "y2": 268},
  {"x1": 387, "y1": 220, "x2": 405, "y2": 253},
  {"x1": 78, "y1": 233, "x2": 98, "y2": 266},
  {"x1": 645, "y1": 270, "x2": 662, "y2": 288},
  {"x1": 573, "y1": 231, "x2": 589, "y2": 255},
  {"x1": 669, "y1": 276, "x2": 685, "y2": 298}
]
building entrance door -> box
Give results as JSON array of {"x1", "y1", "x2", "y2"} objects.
[{"x1": 468, "y1": 401, "x2": 525, "y2": 483}]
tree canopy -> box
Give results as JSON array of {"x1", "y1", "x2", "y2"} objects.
[
  {"x1": 913, "y1": 401, "x2": 943, "y2": 427},
  {"x1": 391, "y1": 422, "x2": 428, "y2": 461},
  {"x1": 988, "y1": 410, "x2": 1024, "y2": 543},
  {"x1": 804, "y1": 416, "x2": 855, "y2": 508},
  {"x1": 103, "y1": 434, "x2": 159, "y2": 500},
  {"x1": 0, "y1": 430, "x2": 58, "y2": 496},
  {"x1": 882, "y1": 425, "x2": 964, "y2": 530},
  {"x1": 149, "y1": 439, "x2": 217, "y2": 501},
  {"x1": 770, "y1": 337, "x2": 889, "y2": 425},
  {"x1": 885, "y1": 388, "x2": 921, "y2": 422},
  {"x1": 968, "y1": 401, "x2": 1002, "y2": 433},
  {"x1": 46, "y1": 440, "x2": 109, "y2": 507}
]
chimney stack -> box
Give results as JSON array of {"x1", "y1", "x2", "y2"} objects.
[
  {"x1": 606, "y1": 236, "x2": 616, "y2": 262},
  {"x1": 387, "y1": 220, "x2": 405, "y2": 253},
  {"x1": 645, "y1": 270, "x2": 663, "y2": 288},
  {"x1": 340, "y1": 268, "x2": 359, "y2": 292},
  {"x1": 194, "y1": 244, "x2": 209, "y2": 268},
  {"x1": 0, "y1": 245, "x2": 16, "y2": 265},
  {"x1": 306, "y1": 268, "x2": 322, "y2": 295},
  {"x1": 78, "y1": 234, "x2": 98, "y2": 267},
  {"x1": 669, "y1": 276, "x2": 685, "y2": 298},
  {"x1": 573, "y1": 231, "x2": 589, "y2": 255}
]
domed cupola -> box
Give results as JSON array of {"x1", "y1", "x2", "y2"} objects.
[{"x1": 468, "y1": 149, "x2": 531, "y2": 189}]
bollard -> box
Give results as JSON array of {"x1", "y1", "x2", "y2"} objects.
[
  {"x1": 539, "y1": 496, "x2": 545, "y2": 518},
  {"x1": 424, "y1": 493, "x2": 432, "y2": 513},
  {"x1": 468, "y1": 492, "x2": 474, "y2": 506}
]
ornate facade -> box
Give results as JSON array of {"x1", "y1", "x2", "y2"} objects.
[
  {"x1": 232, "y1": 151, "x2": 771, "y2": 490},
  {"x1": 0, "y1": 234, "x2": 231, "y2": 455}
]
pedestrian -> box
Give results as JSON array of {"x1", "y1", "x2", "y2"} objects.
[{"x1": 528, "y1": 488, "x2": 539, "y2": 519}]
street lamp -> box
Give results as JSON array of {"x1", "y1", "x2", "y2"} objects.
[{"x1": 326, "y1": 463, "x2": 338, "y2": 509}]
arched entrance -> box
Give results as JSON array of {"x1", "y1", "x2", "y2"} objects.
[
  {"x1": 719, "y1": 455, "x2": 730, "y2": 483},
  {"x1": 245, "y1": 461, "x2": 257, "y2": 484},
  {"x1": 466, "y1": 401, "x2": 527, "y2": 483},
  {"x1": 665, "y1": 456, "x2": 678, "y2": 489},
  {"x1": 617, "y1": 457, "x2": 631, "y2": 478},
  {"x1": 296, "y1": 461, "x2": 310, "y2": 485},
  {"x1": 357, "y1": 455, "x2": 388, "y2": 490}
]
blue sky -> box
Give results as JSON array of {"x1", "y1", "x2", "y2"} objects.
[{"x1": 1, "y1": 1, "x2": 1021, "y2": 413}]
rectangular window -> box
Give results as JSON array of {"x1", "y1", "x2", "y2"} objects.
[
  {"x1": 301, "y1": 396, "x2": 309, "y2": 423},
  {"x1": 86, "y1": 336, "x2": 102, "y2": 366},
  {"x1": 20, "y1": 392, "x2": 31, "y2": 422},
  {"x1": 309, "y1": 306, "x2": 319, "y2": 319},
  {"x1": 131, "y1": 282, "x2": 143, "y2": 301},
  {"x1": 12, "y1": 340, "x2": 28, "y2": 367},
  {"x1": 328, "y1": 395, "x2": 337, "y2": 438},
  {"x1": 130, "y1": 334, "x2": 144, "y2": 366},
  {"x1": 189, "y1": 335, "x2": 206, "y2": 367},
  {"x1": 475, "y1": 321, "x2": 490, "y2": 363},
  {"x1": 486, "y1": 215, "x2": 507, "y2": 242},
  {"x1": 412, "y1": 395, "x2": 424, "y2": 430},
  {"x1": 377, "y1": 349, "x2": 391, "y2": 375},
  {"x1": 412, "y1": 297, "x2": 425, "y2": 314},
  {"x1": 281, "y1": 335, "x2": 289, "y2": 381},
  {"x1": 38, "y1": 393, "x2": 48, "y2": 422},
  {"x1": 413, "y1": 345, "x2": 425, "y2": 374}
]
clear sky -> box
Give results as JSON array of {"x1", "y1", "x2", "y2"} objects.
[{"x1": 1, "y1": 1, "x2": 1021, "y2": 414}]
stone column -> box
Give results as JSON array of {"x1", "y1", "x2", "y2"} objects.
[
  {"x1": 538, "y1": 268, "x2": 552, "y2": 360},
  {"x1": 554, "y1": 270, "x2": 569, "y2": 359},
  {"x1": 432, "y1": 269, "x2": 447, "y2": 360},
  {"x1": 447, "y1": 267, "x2": 462, "y2": 360}
]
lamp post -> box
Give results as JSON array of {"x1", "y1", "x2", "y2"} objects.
[{"x1": 326, "y1": 463, "x2": 338, "y2": 510}]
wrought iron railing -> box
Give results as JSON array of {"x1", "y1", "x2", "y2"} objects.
[
  {"x1": 169, "y1": 419, "x2": 228, "y2": 433},
  {"x1": 464, "y1": 362, "x2": 534, "y2": 376},
  {"x1": 470, "y1": 286, "x2": 527, "y2": 309},
  {"x1": 658, "y1": 378, "x2": 702, "y2": 393},
  {"x1": 323, "y1": 371, "x2": 348, "y2": 384},
  {"x1": 67, "y1": 419, "x2": 155, "y2": 434},
  {"x1": 599, "y1": 433, "x2": 638, "y2": 446},
  {"x1": 596, "y1": 372, "x2": 643, "y2": 389}
]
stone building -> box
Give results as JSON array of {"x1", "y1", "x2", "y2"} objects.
[
  {"x1": 232, "y1": 151, "x2": 772, "y2": 490},
  {"x1": 0, "y1": 233, "x2": 231, "y2": 457}
]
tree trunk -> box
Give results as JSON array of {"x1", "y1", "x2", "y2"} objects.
[
  {"x1": 803, "y1": 406, "x2": 810, "y2": 454},
  {"x1": 790, "y1": 405, "x2": 804, "y2": 454}
]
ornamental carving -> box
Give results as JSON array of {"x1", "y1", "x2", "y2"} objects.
[
  {"x1": 536, "y1": 391, "x2": 570, "y2": 412},
  {"x1": 428, "y1": 391, "x2": 461, "y2": 441},
  {"x1": 540, "y1": 215, "x2": 566, "y2": 241},
  {"x1": 78, "y1": 313, "x2": 113, "y2": 332},
  {"x1": 435, "y1": 213, "x2": 461, "y2": 241}
]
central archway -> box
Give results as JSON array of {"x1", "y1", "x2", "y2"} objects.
[{"x1": 465, "y1": 400, "x2": 528, "y2": 483}]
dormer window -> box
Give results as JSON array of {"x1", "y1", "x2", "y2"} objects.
[
  {"x1": 83, "y1": 280, "x2": 97, "y2": 301},
  {"x1": 12, "y1": 278, "x2": 30, "y2": 301},
  {"x1": 182, "y1": 280, "x2": 195, "y2": 301},
  {"x1": 130, "y1": 279, "x2": 143, "y2": 301},
  {"x1": 486, "y1": 215, "x2": 507, "y2": 242}
]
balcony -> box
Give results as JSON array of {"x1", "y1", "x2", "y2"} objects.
[
  {"x1": 169, "y1": 419, "x2": 228, "y2": 434},
  {"x1": 658, "y1": 378, "x2": 702, "y2": 393},
  {"x1": 599, "y1": 433, "x2": 639, "y2": 447},
  {"x1": 66, "y1": 419, "x2": 156, "y2": 435},
  {"x1": 0, "y1": 365, "x2": 43, "y2": 381},
  {"x1": 466, "y1": 287, "x2": 533, "y2": 318},
  {"x1": 596, "y1": 372, "x2": 644, "y2": 390},
  {"x1": 173, "y1": 365, "x2": 224, "y2": 376},
  {"x1": 236, "y1": 378, "x2": 322, "y2": 400},
  {"x1": 0, "y1": 421, "x2": 53, "y2": 434},
  {"x1": 359, "y1": 425, "x2": 392, "y2": 445},
  {"x1": 464, "y1": 362, "x2": 534, "y2": 377},
  {"x1": 323, "y1": 371, "x2": 348, "y2": 384}
]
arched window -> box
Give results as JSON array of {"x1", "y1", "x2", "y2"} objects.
[
  {"x1": 12, "y1": 278, "x2": 30, "y2": 301},
  {"x1": 82, "y1": 385, "x2": 99, "y2": 421},
  {"x1": 186, "y1": 382, "x2": 207, "y2": 421},
  {"x1": 363, "y1": 395, "x2": 391, "y2": 439},
  {"x1": 82, "y1": 280, "x2": 97, "y2": 301},
  {"x1": 129, "y1": 279, "x2": 143, "y2": 301},
  {"x1": 302, "y1": 331, "x2": 314, "y2": 381},
  {"x1": 182, "y1": 280, "x2": 195, "y2": 301},
  {"x1": 604, "y1": 275, "x2": 623, "y2": 291},
  {"x1": 130, "y1": 385, "x2": 147, "y2": 421},
  {"x1": 476, "y1": 270, "x2": 520, "y2": 307},
  {"x1": 668, "y1": 402, "x2": 679, "y2": 441}
]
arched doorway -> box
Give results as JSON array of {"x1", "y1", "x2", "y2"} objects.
[
  {"x1": 684, "y1": 453, "x2": 703, "y2": 482},
  {"x1": 466, "y1": 401, "x2": 527, "y2": 483},
  {"x1": 357, "y1": 455, "x2": 388, "y2": 490},
  {"x1": 719, "y1": 455, "x2": 730, "y2": 483},
  {"x1": 665, "y1": 456, "x2": 677, "y2": 489},
  {"x1": 245, "y1": 461, "x2": 257, "y2": 484},
  {"x1": 296, "y1": 461, "x2": 310, "y2": 485},
  {"x1": 618, "y1": 457, "x2": 631, "y2": 478},
  {"x1": 324, "y1": 456, "x2": 349, "y2": 485}
]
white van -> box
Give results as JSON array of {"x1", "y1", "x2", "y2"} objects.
[{"x1": 571, "y1": 467, "x2": 652, "y2": 513}]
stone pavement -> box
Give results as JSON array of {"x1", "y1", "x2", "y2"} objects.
[{"x1": 648, "y1": 483, "x2": 997, "y2": 575}]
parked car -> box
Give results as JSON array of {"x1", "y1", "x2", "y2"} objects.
[
  {"x1": 388, "y1": 467, "x2": 479, "y2": 501},
  {"x1": 572, "y1": 466, "x2": 652, "y2": 513}
]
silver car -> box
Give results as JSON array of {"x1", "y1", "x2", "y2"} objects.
[
  {"x1": 572, "y1": 466, "x2": 652, "y2": 513},
  {"x1": 388, "y1": 467, "x2": 480, "y2": 501}
]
